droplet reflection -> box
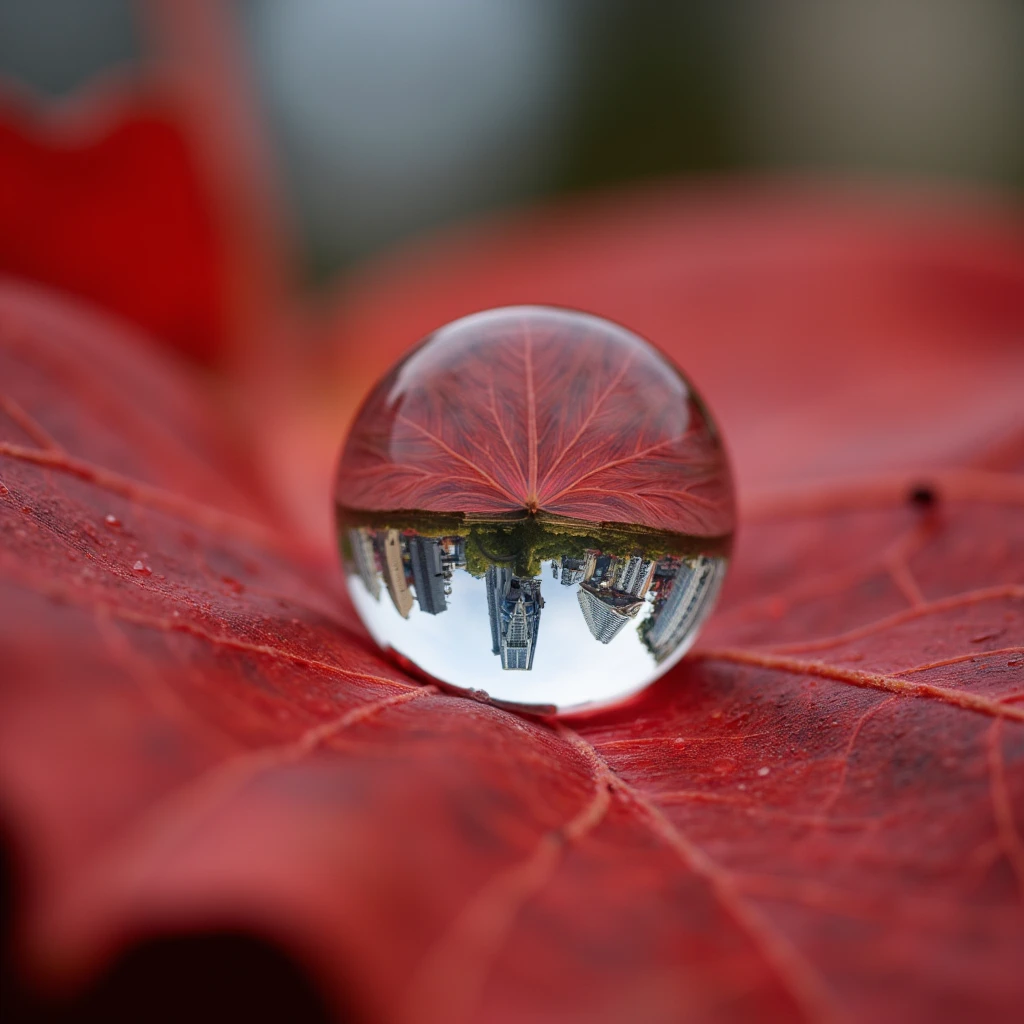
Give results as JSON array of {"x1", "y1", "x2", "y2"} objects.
[
  {"x1": 334, "y1": 306, "x2": 735, "y2": 713},
  {"x1": 340, "y1": 512, "x2": 726, "y2": 713}
]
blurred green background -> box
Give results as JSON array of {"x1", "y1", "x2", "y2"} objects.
[{"x1": 3, "y1": 0, "x2": 1022, "y2": 278}]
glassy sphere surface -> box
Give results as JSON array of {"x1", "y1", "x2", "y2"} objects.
[{"x1": 335, "y1": 306, "x2": 735, "y2": 714}]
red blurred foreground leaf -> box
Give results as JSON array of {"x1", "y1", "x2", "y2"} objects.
[
  {"x1": 2, "y1": 187, "x2": 1024, "y2": 1024},
  {"x1": 338, "y1": 307, "x2": 735, "y2": 537},
  {"x1": 0, "y1": 88, "x2": 228, "y2": 363}
]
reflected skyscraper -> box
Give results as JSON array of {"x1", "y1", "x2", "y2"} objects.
[
  {"x1": 348, "y1": 528, "x2": 380, "y2": 600},
  {"x1": 380, "y1": 529, "x2": 413, "y2": 619},
  {"x1": 486, "y1": 565, "x2": 543, "y2": 670},
  {"x1": 408, "y1": 535, "x2": 447, "y2": 615},
  {"x1": 616, "y1": 556, "x2": 656, "y2": 597},
  {"x1": 577, "y1": 582, "x2": 643, "y2": 644},
  {"x1": 645, "y1": 556, "x2": 724, "y2": 661},
  {"x1": 485, "y1": 565, "x2": 512, "y2": 655},
  {"x1": 559, "y1": 556, "x2": 586, "y2": 586},
  {"x1": 340, "y1": 515, "x2": 729, "y2": 713}
]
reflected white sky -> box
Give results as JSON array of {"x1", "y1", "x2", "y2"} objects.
[{"x1": 349, "y1": 558, "x2": 676, "y2": 712}]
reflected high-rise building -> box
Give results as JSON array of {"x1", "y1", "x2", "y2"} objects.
[
  {"x1": 485, "y1": 565, "x2": 543, "y2": 670},
  {"x1": 559, "y1": 556, "x2": 586, "y2": 586},
  {"x1": 616, "y1": 556, "x2": 656, "y2": 598},
  {"x1": 380, "y1": 529, "x2": 413, "y2": 619},
  {"x1": 408, "y1": 535, "x2": 447, "y2": 615},
  {"x1": 645, "y1": 556, "x2": 724, "y2": 661},
  {"x1": 486, "y1": 565, "x2": 511, "y2": 655},
  {"x1": 441, "y1": 537, "x2": 466, "y2": 569},
  {"x1": 348, "y1": 528, "x2": 380, "y2": 600},
  {"x1": 577, "y1": 582, "x2": 643, "y2": 644}
]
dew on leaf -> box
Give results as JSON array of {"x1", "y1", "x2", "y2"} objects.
[
  {"x1": 132, "y1": 560, "x2": 151, "y2": 576},
  {"x1": 104, "y1": 513, "x2": 122, "y2": 529},
  {"x1": 334, "y1": 307, "x2": 735, "y2": 714}
]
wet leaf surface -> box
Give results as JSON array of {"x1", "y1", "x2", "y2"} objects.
[{"x1": 1, "y1": 185, "x2": 1024, "y2": 1024}]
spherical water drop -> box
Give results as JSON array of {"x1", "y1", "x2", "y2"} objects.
[{"x1": 334, "y1": 306, "x2": 735, "y2": 714}]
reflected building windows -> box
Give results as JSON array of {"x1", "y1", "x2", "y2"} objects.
[
  {"x1": 644, "y1": 556, "x2": 724, "y2": 661},
  {"x1": 341, "y1": 519, "x2": 728, "y2": 698},
  {"x1": 559, "y1": 556, "x2": 586, "y2": 586},
  {"x1": 616, "y1": 556, "x2": 656, "y2": 597},
  {"x1": 486, "y1": 565, "x2": 543, "y2": 670},
  {"x1": 348, "y1": 527, "x2": 380, "y2": 601},
  {"x1": 408, "y1": 535, "x2": 447, "y2": 615},
  {"x1": 380, "y1": 529, "x2": 413, "y2": 619},
  {"x1": 577, "y1": 582, "x2": 643, "y2": 644}
]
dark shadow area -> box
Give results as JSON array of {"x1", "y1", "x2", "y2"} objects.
[{"x1": 3, "y1": 914, "x2": 344, "y2": 1024}]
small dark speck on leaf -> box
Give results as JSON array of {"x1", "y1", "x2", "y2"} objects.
[{"x1": 908, "y1": 483, "x2": 938, "y2": 508}]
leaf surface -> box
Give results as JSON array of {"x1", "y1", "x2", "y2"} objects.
[{"x1": 1, "y1": 188, "x2": 1024, "y2": 1024}]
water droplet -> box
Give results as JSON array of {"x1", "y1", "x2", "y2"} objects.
[
  {"x1": 132, "y1": 560, "x2": 152, "y2": 576},
  {"x1": 334, "y1": 306, "x2": 735, "y2": 714},
  {"x1": 104, "y1": 514, "x2": 122, "y2": 529},
  {"x1": 221, "y1": 576, "x2": 245, "y2": 594},
  {"x1": 757, "y1": 766, "x2": 771, "y2": 777},
  {"x1": 0, "y1": 483, "x2": 9, "y2": 496}
]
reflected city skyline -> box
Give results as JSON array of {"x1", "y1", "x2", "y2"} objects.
[{"x1": 339, "y1": 511, "x2": 726, "y2": 712}]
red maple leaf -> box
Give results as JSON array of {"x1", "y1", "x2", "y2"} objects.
[{"x1": 1, "y1": 6, "x2": 1023, "y2": 1023}]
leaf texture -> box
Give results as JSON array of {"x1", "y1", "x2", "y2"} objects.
[{"x1": 1, "y1": 186, "x2": 1024, "y2": 1024}]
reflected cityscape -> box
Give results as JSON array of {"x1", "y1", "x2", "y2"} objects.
[{"x1": 340, "y1": 513, "x2": 726, "y2": 712}]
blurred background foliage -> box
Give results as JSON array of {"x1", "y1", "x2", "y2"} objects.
[{"x1": 2, "y1": 0, "x2": 1022, "y2": 280}]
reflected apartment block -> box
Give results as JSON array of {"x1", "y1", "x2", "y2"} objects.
[
  {"x1": 616, "y1": 556, "x2": 656, "y2": 598},
  {"x1": 408, "y1": 535, "x2": 447, "y2": 616},
  {"x1": 646, "y1": 556, "x2": 724, "y2": 661},
  {"x1": 348, "y1": 527, "x2": 380, "y2": 600},
  {"x1": 379, "y1": 529, "x2": 413, "y2": 619},
  {"x1": 577, "y1": 582, "x2": 643, "y2": 644},
  {"x1": 486, "y1": 565, "x2": 543, "y2": 670},
  {"x1": 559, "y1": 556, "x2": 586, "y2": 586}
]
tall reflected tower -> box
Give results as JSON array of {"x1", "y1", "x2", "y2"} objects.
[
  {"x1": 645, "y1": 556, "x2": 724, "y2": 661},
  {"x1": 347, "y1": 528, "x2": 380, "y2": 600},
  {"x1": 485, "y1": 566, "x2": 543, "y2": 670},
  {"x1": 379, "y1": 529, "x2": 413, "y2": 619},
  {"x1": 577, "y1": 582, "x2": 643, "y2": 644},
  {"x1": 408, "y1": 535, "x2": 447, "y2": 615}
]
